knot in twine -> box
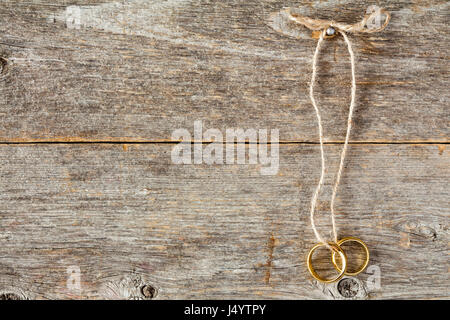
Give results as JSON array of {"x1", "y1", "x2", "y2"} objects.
[
  {"x1": 287, "y1": 7, "x2": 390, "y2": 34},
  {"x1": 288, "y1": 7, "x2": 390, "y2": 249}
]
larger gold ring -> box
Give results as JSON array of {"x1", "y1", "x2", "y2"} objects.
[
  {"x1": 331, "y1": 237, "x2": 369, "y2": 276},
  {"x1": 307, "y1": 242, "x2": 347, "y2": 283}
]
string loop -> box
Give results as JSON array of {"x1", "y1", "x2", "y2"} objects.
[{"x1": 289, "y1": 8, "x2": 390, "y2": 248}]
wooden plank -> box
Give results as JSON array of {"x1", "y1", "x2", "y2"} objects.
[
  {"x1": 0, "y1": 0, "x2": 448, "y2": 142},
  {"x1": 0, "y1": 0, "x2": 448, "y2": 301},
  {"x1": 0, "y1": 143, "x2": 447, "y2": 299}
]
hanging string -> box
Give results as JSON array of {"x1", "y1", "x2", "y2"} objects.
[
  {"x1": 288, "y1": 8, "x2": 390, "y2": 248},
  {"x1": 308, "y1": 29, "x2": 327, "y2": 245}
]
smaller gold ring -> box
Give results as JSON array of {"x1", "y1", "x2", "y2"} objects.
[
  {"x1": 307, "y1": 242, "x2": 347, "y2": 283},
  {"x1": 331, "y1": 237, "x2": 370, "y2": 276}
]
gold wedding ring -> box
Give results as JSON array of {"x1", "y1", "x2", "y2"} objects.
[
  {"x1": 307, "y1": 237, "x2": 370, "y2": 283},
  {"x1": 307, "y1": 242, "x2": 347, "y2": 283},
  {"x1": 331, "y1": 237, "x2": 370, "y2": 276}
]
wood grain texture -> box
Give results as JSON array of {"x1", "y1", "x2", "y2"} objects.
[
  {"x1": 0, "y1": 144, "x2": 448, "y2": 299},
  {"x1": 0, "y1": 0, "x2": 448, "y2": 142},
  {"x1": 0, "y1": 0, "x2": 448, "y2": 300}
]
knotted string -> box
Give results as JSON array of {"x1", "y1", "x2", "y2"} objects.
[
  {"x1": 287, "y1": 7, "x2": 390, "y2": 34},
  {"x1": 288, "y1": 8, "x2": 390, "y2": 249}
]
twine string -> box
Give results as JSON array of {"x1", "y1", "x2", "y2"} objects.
[
  {"x1": 308, "y1": 30, "x2": 327, "y2": 245},
  {"x1": 289, "y1": 8, "x2": 390, "y2": 249},
  {"x1": 287, "y1": 7, "x2": 390, "y2": 34}
]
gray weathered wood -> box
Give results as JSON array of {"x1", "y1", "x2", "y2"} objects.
[
  {"x1": 0, "y1": 144, "x2": 448, "y2": 299},
  {"x1": 0, "y1": 0, "x2": 448, "y2": 142},
  {"x1": 0, "y1": 0, "x2": 448, "y2": 300}
]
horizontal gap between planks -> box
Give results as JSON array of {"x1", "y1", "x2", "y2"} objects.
[{"x1": 0, "y1": 141, "x2": 448, "y2": 145}]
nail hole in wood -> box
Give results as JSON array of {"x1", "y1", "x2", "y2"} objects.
[
  {"x1": 141, "y1": 284, "x2": 156, "y2": 299},
  {"x1": 0, "y1": 292, "x2": 22, "y2": 300},
  {"x1": 337, "y1": 278, "x2": 360, "y2": 298}
]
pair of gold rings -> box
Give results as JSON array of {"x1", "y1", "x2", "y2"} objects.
[{"x1": 306, "y1": 237, "x2": 369, "y2": 283}]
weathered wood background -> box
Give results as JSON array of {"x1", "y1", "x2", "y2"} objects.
[{"x1": 0, "y1": 0, "x2": 448, "y2": 299}]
